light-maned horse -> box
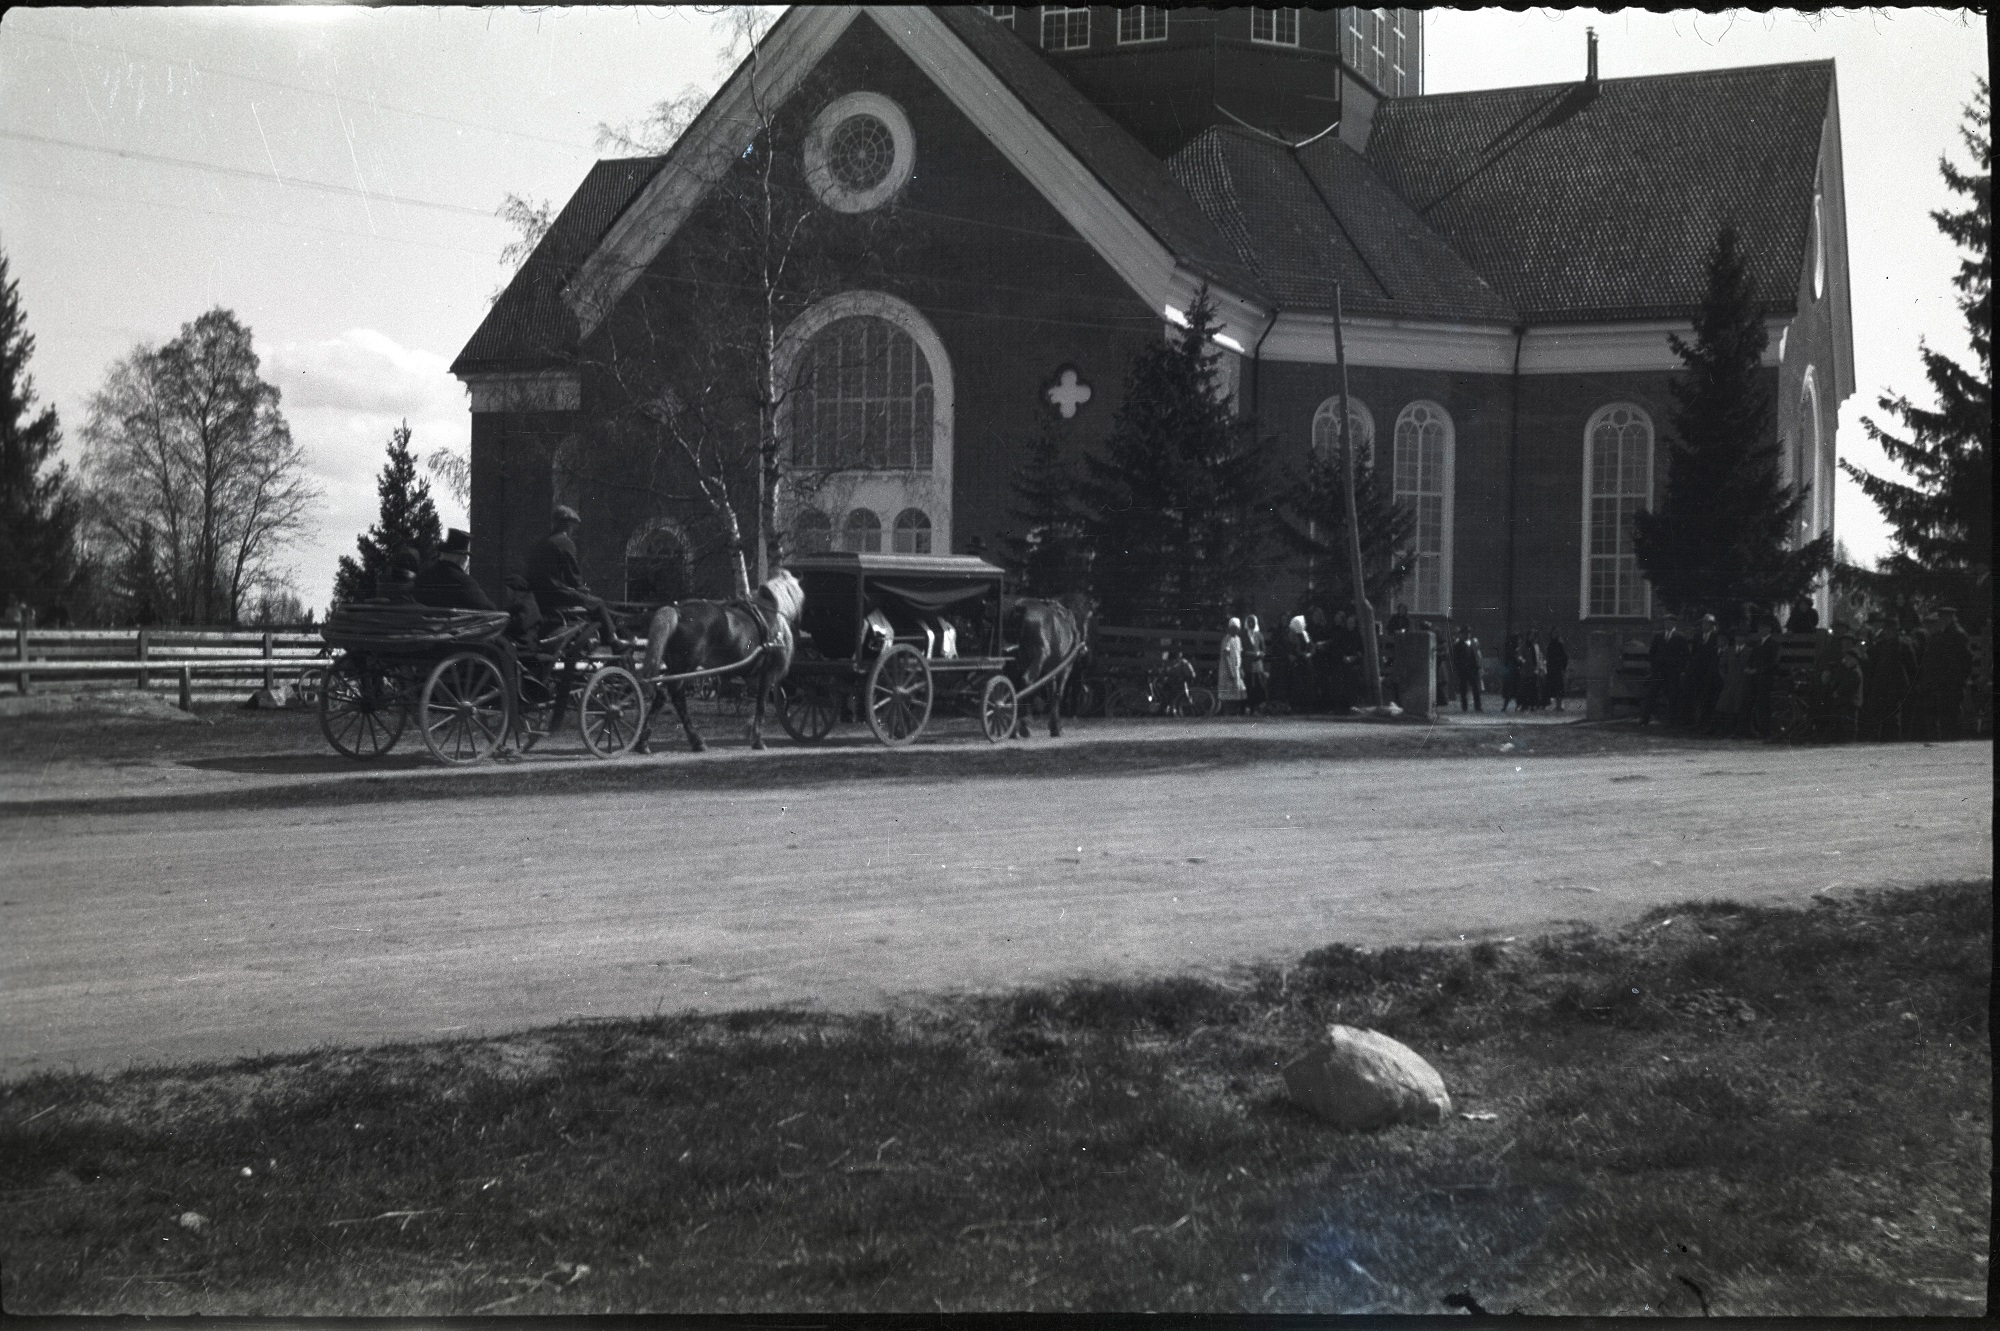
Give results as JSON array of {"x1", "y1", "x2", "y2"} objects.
[
  {"x1": 1004, "y1": 595, "x2": 1088, "y2": 737},
  {"x1": 635, "y1": 570, "x2": 804, "y2": 753}
]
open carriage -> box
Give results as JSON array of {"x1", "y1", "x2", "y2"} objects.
[
  {"x1": 775, "y1": 553, "x2": 1058, "y2": 747},
  {"x1": 316, "y1": 603, "x2": 648, "y2": 765}
]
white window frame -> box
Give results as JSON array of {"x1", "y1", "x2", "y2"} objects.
[
  {"x1": 1042, "y1": 5, "x2": 1091, "y2": 51},
  {"x1": 1579, "y1": 402, "x2": 1655, "y2": 621},
  {"x1": 624, "y1": 518, "x2": 693, "y2": 604},
  {"x1": 1798, "y1": 368, "x2": 1823, "y2": 541},
  {"x1": 1310, "y1": 395, "x2": 1375, "y2": 468},
  {"x1": 1392, "y1": 400, "x2": 1454, "y2": 618},
  {"x1": 1252, "y1": 8, "x2": 1300, "y2": 47},
  {"x1": 1118, "y1": 6, "x2": 1167, "y2": 44},
  {"x1": 802, "y1": 92, "x2": 915, "y2": 215},
  {"x1": 981, "y1": 5, "x2": 1016, "y2": 28}
]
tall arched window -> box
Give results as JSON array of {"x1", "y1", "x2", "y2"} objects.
[
  {"x1": 841, "y1": 508, "x2": 882, "y2": 553},
  {"x1": 1310, "y1": 396, "x2": 1375, "y2": 466},
  {"x1": 1392, "y1": 401, "x2": 1453, "y2": 616},
  {"x1": 892, "y1": 507, "x2": 932, "y2": 554},
  {"x1": 793, "y1": 508, "x2": 833, "y2": 555},
  {"x1": 793, "y1": 316, "x2": 934, "y2": 471},
  {"x1": 1798, "y1": 370, "x2": 1822, "y2": 542},
  {"x1": 1582, "y1": 403, "x2": 1654, "y2": 619},
  {"x1": 625, "y1": 521, "x2": 692, "y2": 605}
]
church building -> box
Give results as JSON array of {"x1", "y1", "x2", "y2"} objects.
[{"x1": 452, "y1": 5, "x2": 1851, "y2": 640}]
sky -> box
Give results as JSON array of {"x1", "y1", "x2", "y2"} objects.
[{"x1": 0, "y1": 6, "x2": 1988, "y2": 610}]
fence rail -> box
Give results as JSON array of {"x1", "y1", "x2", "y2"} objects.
[{"x1": 1, "y1": 621, "x2": 327, "y2": 702}]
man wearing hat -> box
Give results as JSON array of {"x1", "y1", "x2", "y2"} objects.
[
  {"x1": 526, "y1": 505, "x2": 624, "y2": 646},
  {"x1": 415, "y1": 529, "x2": 495, "y2": 611},
  {"x1": 1686, "y1": 612, "x2": 1724, "y2": 729},
  {"x1": 1642, "y1": 613, "x2": 1689, "y2": 726},
  {"x1": 1914, "y1": 605, "x2": 1973, "y2": 741}
]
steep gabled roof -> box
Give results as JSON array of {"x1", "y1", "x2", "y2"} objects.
[
  {"x1": 1169, "y1": 126, "x2": 1514, "y2": 322},
  {"x1": 927, "y1": 6, "x2": 1268, "y2": 305},
  {"x1": 453, "y1": 156, "x2": 666, "y2": 375},
  {"x1": 1367, "y1": 61, "x2": 1834, "y2": 324}
]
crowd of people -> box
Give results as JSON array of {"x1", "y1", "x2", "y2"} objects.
[{"x1": 1641, "y1": 602, "x2": 1983, "y2": 742}]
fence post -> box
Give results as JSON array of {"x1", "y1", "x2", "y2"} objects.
[
  {"x1": 15, "y1": 608, "x2": 29, "y2": 696},
  {"x1": 262, "y1": 630, "x2": 275, "y2": 691},
  {"x1": 179, "y1": 665, "x2": 192, "y2": 712},
  {"x1": 137, "y1": 625, "x2": 151, "y2": 690}
]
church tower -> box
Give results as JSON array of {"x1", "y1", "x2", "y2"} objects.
[{"x1": 979, "y1": 5, "x2": 1422, "y2": 156}]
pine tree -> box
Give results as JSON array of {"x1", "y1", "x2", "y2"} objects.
[
  {"x1": 114, "y1": 522, "x2": 166, "y2": 627},
  {"x1": 1839, "y1": 78, "x2": 1990, "y2": 625},
  {"x1": 333, "y1": 421, "x2": 442, "y2": 603},
  {"x1": 1632, "y1": 225, "x2": 1830, "y2": 630},
  {"x1": 1004, "y1": 416, "x2": 1094, "y2": 599},
  {"x1": 0, "y1": 246, "x2": 83, "y2": 622},
  {"x1": 1273, "y1": 437, "x2": 1415, "y2": 621},
  {"x1": 1082, "y1": 295, "x2": 1268, "y2": 628}
]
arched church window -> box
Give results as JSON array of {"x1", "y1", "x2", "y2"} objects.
[
  {"x1": 1582, "y1": 403, "x2": 1653, "y2": 619},
  {"x1": 794, "y1": 316, "x2": 934, "y2": 471},
  {"x1": 1812, "y1": 174, "x2": 1826, "y2": 301},
  {"x1": 804, "y1": 94, "x2": 914, "y2": 214},
  {"x1": 552, "y1": 435, "x2": 583, "y2": 513},
  {"x1": 1798, "y1": 371, "x2": 1822, "y2": 541},
  {"x1": 625, "y1": 521, "x2": 692, "y2": 605},
  {"x1": 892, "y1": 508, "x2": 933, "y2": 555},
  {"x1": 842, "y1": 508, "x2": 882, "y2": 554},
  {"x1": 1311, "y1": 396, "x2": 1375, "y2": 467},
  {"x1": 793, "y1": 508, "x2": 833, "y2": 555},
  {"x1": 1392, "y1": 401, "x2": 1454, "y2": 616}
]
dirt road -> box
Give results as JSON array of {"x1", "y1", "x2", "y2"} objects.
[{"x1": 2, "y1": 733, "x2": 1989, "y2": 1078}]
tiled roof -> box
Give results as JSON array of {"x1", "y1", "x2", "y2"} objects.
[
  {"x1": 928, "y1": 6, "x2": 1271, "y2": 306},
  {"x1": 451, "y1": 156, "x2": 666, "y2": 375},
  {"x1": 1366, "y1": 61, "x2": 1833, "y2": 324},
  {"x1": 1168, "y1": 126, "x2": 1514, "y2": 322}
]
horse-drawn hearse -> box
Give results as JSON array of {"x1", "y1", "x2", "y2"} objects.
[{"x1": 775, "y1": 552, "x2": 1081, "y2": 747}]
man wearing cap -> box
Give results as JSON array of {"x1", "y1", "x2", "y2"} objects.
[
  {"x1": 526, "y1": 506, "x2": 624, "y2": 647},
  {"x1": 415, "y1": 529, "x2": 495, "y2": 611}
]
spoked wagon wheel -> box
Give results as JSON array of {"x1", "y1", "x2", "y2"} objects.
[
  {"x1": 318, "y1": 655, "x2": 405, "y2": 760},
  {"x1": 419, "y1": 652, "x2": 510, "y2": 766},
  {"x1": 980, "y1": 674, "x2": 1019, "y2": 743},
  {"x1": 779, "y1": 675, "x2": 841, "y2": 744},
  {"x1": 865, "y1": 644, "x2": 933, "y2": 747},
  {"x1": 514, "y1": 663, "x2": 571, "y2": 753},
  {"x1": 579, "y1": 666, "x2": 647, "y2": 758}
]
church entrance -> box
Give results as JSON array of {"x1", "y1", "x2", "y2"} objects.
[{"x1": 626, "y1": 523, "x2": 693, "y2": 605}]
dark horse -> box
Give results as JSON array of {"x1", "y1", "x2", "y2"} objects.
[
  {"x1": 1004, "y1": 595, "x2": 1088, "y2": 737},
  {"x1": 635, "y1": 569, "x2": 805, "y2": 753}
]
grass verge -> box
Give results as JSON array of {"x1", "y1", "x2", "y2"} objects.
[{"x1": 2, "y1": 879, "x2": 1988, "y2": 1315}]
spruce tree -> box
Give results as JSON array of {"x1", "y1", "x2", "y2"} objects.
[
  {"x1": 1839, "y1": 78, "x2": 1990, "y2": 625},
  {"x1": 1632, "y1": 225, "x2": 1830, "y2": 630},
  {"x1": 0, "y1": 246, "x2": 82, "y2": 622},
  {"x1": 1082, "y1": 295, "x2": 1268, "y2": 628},
  {"x1": 1004, "y1": 416, "x2": 1094, "y2": 599},
  {"x1": 1273, "y1": 437, "x2": 1415, "y2": 620},
  {"x1": 333, "y1": 421, "x2": 442, "y2": 602}
]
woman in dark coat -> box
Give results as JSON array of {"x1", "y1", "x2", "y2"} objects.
[
  {"x1": 1545, "y1": 629, "x2": 1570, "y2": 711},
  {"x1": 1499, "y1": 634, "x2": 1520, "y2": 712}
]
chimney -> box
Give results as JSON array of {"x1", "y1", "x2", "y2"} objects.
[{"x1": 1586, "y1": 27, "x2": 1599, "y2": 90}]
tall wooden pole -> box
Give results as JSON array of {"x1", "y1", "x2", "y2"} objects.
[{"x1": 1333, "y1": 287, "x2": 1384, "y2": 707}]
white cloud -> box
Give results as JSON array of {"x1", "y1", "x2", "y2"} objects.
[{"x1": 261, "y1": 329, "x2": 470, "y2": 606}]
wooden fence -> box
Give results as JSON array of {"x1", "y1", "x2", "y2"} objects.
[
  {"x1": 0, "y1": 619, "x2": 327, "y2": 707},
  {"x1": 1087, "y1": 625, "x2": 1227, "y2": 683}
]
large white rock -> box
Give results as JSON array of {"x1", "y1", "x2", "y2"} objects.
[{"x1": 1282, "y1": 1025, "x2": 1452, "y2": 1130}]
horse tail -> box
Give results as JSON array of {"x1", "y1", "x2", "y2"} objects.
[{"x1": 643, "y1": 604, "x2": 680, "y2": 681}]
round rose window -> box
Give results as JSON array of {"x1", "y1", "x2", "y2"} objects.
[
  {"x1": 828, "y1": 114, "x2": 895, "y2": 192},
  {"x1": 804, "y1": 93, "x2": 914, "y2": 214}
]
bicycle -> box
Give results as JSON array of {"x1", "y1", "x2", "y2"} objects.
[{"x1": 1103, "y1": 657, "x2": 1218, "y2": 719}]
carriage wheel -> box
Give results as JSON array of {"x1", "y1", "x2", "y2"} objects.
[
  {"x1": 1188, "y1": 685, "x2": 1220, "y2": 718},
  {"x1": 865, "y1": 645, "x2": 933, "y2": 747},
  {"x1": 980, "y1": 675, "x2": 1019, "y2": 743},
  {"x1": 514, "y1": 662, "x2": 570, "y2": 753},
  {"x1": 1767, "y1": 691, "x2": 1812, "y2": 745},
  {"x1": 419, "y1": 652, "x2": 509, "y2": 766},
  {"x1": 318, "y1": 655, "x2": 405, "y2": 760},
  {"x1": 1105, "y1": 682, "x2": 1147, "y2": 718},
  {"x1": 294, "y1": 665, "x2": 326, "y2": 709},
  {"x1": 779, "y1": 675, "x2": 841, "y2": 744},
  {"x1": 579, "y1": 666, "x2": 647, "y2": 758}
]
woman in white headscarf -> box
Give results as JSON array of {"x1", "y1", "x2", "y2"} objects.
[{"x1": 1218, "y1": 616, "x2": 1247, "y2": 714}]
